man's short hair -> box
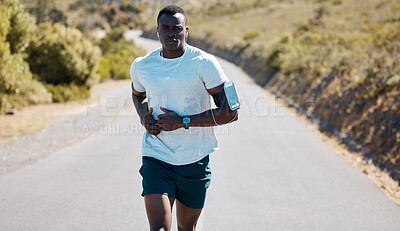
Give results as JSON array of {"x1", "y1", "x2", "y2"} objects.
[{"x1": 157, "y1": 5, "x2": 188, "y2": 26}]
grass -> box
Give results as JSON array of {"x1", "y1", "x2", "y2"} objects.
[{"x1": 190, "y1": 1, "x2": 314, "y2": 47}]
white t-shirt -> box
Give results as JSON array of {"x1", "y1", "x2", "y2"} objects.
[{"x1": 130, "y1": 44, "x2": 229, "y2": 165}]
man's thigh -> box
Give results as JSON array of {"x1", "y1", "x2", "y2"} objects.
[
  {"x1": 144, "y1": 194, "x2": 175, "y2": 230},
  {"x1": 176, "y1": 200, "x2": 202, "y2": 230}
]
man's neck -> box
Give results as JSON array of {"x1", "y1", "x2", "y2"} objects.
[{"x1": 162, "y1": 45, "x2": 186, "y2": 59}]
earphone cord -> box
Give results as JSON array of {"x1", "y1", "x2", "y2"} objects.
[
  {"x1": 210, "y1": 108, "x2": 238, "y2": 126},
  {"x1": 161, "y1": 46, "x2": 186, "y2": 92}
]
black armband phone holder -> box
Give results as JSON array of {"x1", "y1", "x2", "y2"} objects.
[
  {"x1": 212, "y1": 82, "x2": 240, "y2": 111},
  {"x1": 212, "y1": 91, "x2": 226, "y2": 108}
]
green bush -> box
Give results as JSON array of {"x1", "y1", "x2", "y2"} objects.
[
  {"x1": 97, "y1": 27, "x2": 146, "y2": 80},
  {"x1": 48, "y1": 8, "x2": 67, "y2": 24},
  {"x1": 0, "y1": 48, "x2": 52, "y2": 113},
  {"x1": 332, "y1": 0, "x2": 342, "y2": 5},
  {"x1": 0, "y1": 2, "x2": 51, "y2": 114},
  {"x1": 45, "y1": 84, "x2": 90, "y2": 103},
  {"x1": 99, "y1": 5, "x2": 132, "y2": 28},
  {"x1": 98, "y1": 46, "x2": 141, "y2": 80},
  {"x1": 120, "y1": 0, "x2": 142, "y2": 14},
  {"x1": 243, "y1": 30, "x2": 259, "y2": 41},
  {"x1": 27, "y1": 23, "x2": 101, "y2": 87},
  {"x1": 99, "y1": 26, "x2": 128, "y2": 53},
  {"x1": 3, "y1": 0, "x2": 35, "y2": 54}
]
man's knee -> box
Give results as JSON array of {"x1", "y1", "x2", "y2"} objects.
[
  {"x1": 149, "y1": 215, "x2": 172, "y2": 231},
  {"x1": 177, "y1": 223, "x2": 196, "y2": 231},
  {"x1": 150, "y1": 224, "x2": 170, "y2": 231}
]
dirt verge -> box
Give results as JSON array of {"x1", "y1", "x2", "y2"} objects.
[{"x1": 0, "y1": 79, "x2": 131, "y2": 176}]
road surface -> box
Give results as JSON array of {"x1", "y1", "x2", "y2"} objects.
[{"x1": 0, "y1": 32, "x2": 399, "y2": 231}]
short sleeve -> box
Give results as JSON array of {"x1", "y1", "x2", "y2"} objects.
[
  {"x1": 199, "y1": 54, "x2": 229, "y2": 89},
  {"x1": 130, "y1": 59, "x2": 146, "y2": 93}
]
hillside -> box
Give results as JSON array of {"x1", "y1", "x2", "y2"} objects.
[{"x1": 138, "y1": 0, "x2": 400, "y2": 183}]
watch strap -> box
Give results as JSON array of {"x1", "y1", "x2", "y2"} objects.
[{"x1": 183, "y1": 116, "x2": 190, "y2": 129}]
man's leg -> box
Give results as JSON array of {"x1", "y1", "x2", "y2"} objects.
[
  {"x1": 176, "y1": 200, "x2": 203, "y2": 231},
  {"x1": 144, "y1": 194, "x2": 175, "y2": 231}
]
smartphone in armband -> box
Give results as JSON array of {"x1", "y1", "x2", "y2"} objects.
[{"x1": 224, "y1": 81, "x2": 240, "y2": 111}]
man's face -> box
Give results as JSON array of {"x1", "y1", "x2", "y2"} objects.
[{"x1": 157, "y1": 13, "x2": 188, "y2": 52}]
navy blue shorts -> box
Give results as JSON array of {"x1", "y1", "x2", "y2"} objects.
[{"x1": 139, "y1": 155, "x2": 212, "y2": 209}]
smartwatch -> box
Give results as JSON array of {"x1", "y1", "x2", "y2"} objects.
[{"x1": 182, "y1": 116, "x2": 190, "y2": 129}]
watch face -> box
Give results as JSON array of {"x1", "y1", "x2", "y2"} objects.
[{"x1": 183, "y1": 117, "x2": 190, "y2": 124}]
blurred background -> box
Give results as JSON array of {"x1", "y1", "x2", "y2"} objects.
[{"x1": 0, "y1": 0, "x2": 399, "y2": 201}]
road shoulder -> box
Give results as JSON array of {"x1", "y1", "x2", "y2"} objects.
[{"x1": 0, "y1": 79, "x2": 131, "y2": 177}]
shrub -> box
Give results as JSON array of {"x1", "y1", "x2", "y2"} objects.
[
  {"x1": 45, "y1": 84, "x2": 90, "y2": 103},
  {"x1": 3, "y1": 0, "x2": 35, "y2": 54},
  {"x1": 68, "y1": 1, "x2": 84, "y2": 11},
  {"x1": 0, "y1": 47, "x2": 52, "y2": 113},
  {"x1": 243, "y1": 30, "x2": 260, "y2": 41},
  {"x1": 0, "y1": 2, "x2": 51, "y2": 114},
  {"x1": 97, "y1": 27, "x2": 146, "y2": 80},
  {"x1": 48, "y1": 8, "x2": 67, "y2": 24},
  {"x1": 99, "y1": 5, "x2": 133, "y2": 28},
  {"x1": 27, "y1": 23, "x2": 101, "y2": 87},
  {"x1": 98, "y1": 45, "x2": 143, "y2": 80},
  {"x1": 120, "y1": 0, "x2": 142, "y2": 14},
  {"x1": 99, "y1": 26, "x2": 128, "y2": 53},
  {"x1": 332, "y1": 0, "x2": 342, "y2": 5}
]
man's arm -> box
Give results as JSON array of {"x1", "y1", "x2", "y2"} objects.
[
  {"x1": 189, "y1": 83, "x2": 238, "y2": 126},
  {"x1": 131, "y1": 82, "x2": 161, "y2": 136},
  {"x1": 157, "y1": 83, "x2": 238, "y2": 131}
]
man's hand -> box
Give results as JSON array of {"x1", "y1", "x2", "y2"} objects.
[
  {"x1": 141, "y1": 107, "x2": 161, "y2": 136},
  {"x1": 157, "y1": 107, "x2": 183, "y2": 131}
]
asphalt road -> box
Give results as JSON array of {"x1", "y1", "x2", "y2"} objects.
[{"x1": 0, "y1": 32, "x2": 399, "y2": 231}]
